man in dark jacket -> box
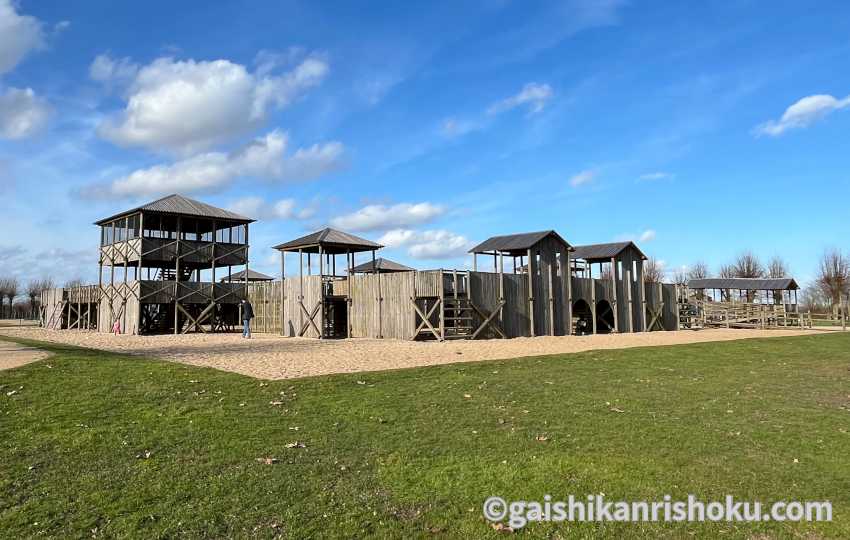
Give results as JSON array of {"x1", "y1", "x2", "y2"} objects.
[{"x1": 241, "y1": 299, "x2": 255, "y2": 339}]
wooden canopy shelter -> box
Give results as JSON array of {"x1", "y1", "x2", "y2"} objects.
[
  {"x1": 94, "y1": 193, "x2": 254, "y2": 334},
  {"x1": 469, "y1": 230, "x2": 573, "y2": 337},
  {"x1": 220, "y1": 268, "x2": 274, "y2": 283},
  {"x1": 350, "y1": 257, "x2": 414, "y2": 274},
  {"x1": 570, "y1": 241, "x2": 649, "y2": 333},
  {"x1": 273, "y1": 228, "x2": 383, "y2": 339},
  {"x1": 688, "y1": 277, "x2": 800, "y2": 307}
]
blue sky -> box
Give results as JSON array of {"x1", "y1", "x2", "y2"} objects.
[{"x1": 1, "y1": 0, "x2": 849, "y2": 286}]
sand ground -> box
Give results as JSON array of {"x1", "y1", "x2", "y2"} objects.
[
  {"x1": 0, "y1": 340, "x2": 52, "y2": 371},
  {"x1": 0, "y1": 326, "x2": 834, "y2": 380}
]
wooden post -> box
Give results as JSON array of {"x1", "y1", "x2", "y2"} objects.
[
  {"x1": 373, "y1": 250, "x2": 381, "y2": 338},
  {"x1": 280, "y1": 250, "x2": 286, "y2": 336},
  {"x1": 638, "y1": 259, "x2": 647, "y2": 332},
  {"x1": 547, "y1": 264, "x2": 555, "y2": 336},
  {"x1": 174, "y1": 216, "x2": 181, "y2": 335},
  {"x1": 565, "y1": 248, "x2": 572, "y2": 336},
  {"x1": 674, "y1": 284, "x2": 681, "y2": 330},
  {"x1": 625, "y1": 270, "x2": 633, "y2": 333},
  {"x1": 347, "y1": 250, "x2": 353, "y2": 338},
  {"x1": 498, "y1": 252, "x2": 504, "y2": 326},
  {"x1": 527, "y1": 248, "x2": 535, "y2": 337},
  {"x1": 318, "y1": 245, "x2": 324, "y2": 339},
  {"x1": 472, "y1": 253, "x2": 477, "y2": 272},
  {"x1": 610, "y1": 257, "x2": 619, "y2": 333},
  {"x1": 299, "y1": 249, "x2": 304, "y2": 334},
  {"x1": 591, "y1": 276, "x2": 597, "y2": 334}
]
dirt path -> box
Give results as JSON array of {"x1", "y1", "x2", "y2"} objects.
[
  {"x1": 0, "y1": 326, "x2": 835, "y2": 380},
  {"x1": 0, "y1": 340, "x2": 51, "y2": 371}
]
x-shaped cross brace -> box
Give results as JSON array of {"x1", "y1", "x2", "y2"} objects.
[
  {"x1": 411, "y1": 297, "x2": 442, "y2": 340},
  {"x1": 298, "y1": 300, "x2": 322, "y2": 337},
  {"x1": 470, "y1": 301, "x2": 507, "y2": 339}
]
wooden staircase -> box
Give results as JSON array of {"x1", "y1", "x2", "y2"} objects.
[{"x1": 442, "y1": 295, "x2": 474, "y2": 340}]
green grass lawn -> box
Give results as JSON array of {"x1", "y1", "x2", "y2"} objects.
[{"x1": 2, "y1": 333, "x2": 849, "y2": 539}]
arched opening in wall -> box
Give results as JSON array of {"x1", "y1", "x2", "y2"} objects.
[
  {"x1": 572, "y1": 299, "x2": 593, "y2": 335},
  {"x1": 596, "y1": 299, "x2": 615, "y2": 334}
]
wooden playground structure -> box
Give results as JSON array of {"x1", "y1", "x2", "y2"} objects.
[
  {"x1": 42, "y1": 194, "x2": 254, "y2": 334},
  {"x1": 40, "y1": 193, "x2": 843, "y2": 340}
]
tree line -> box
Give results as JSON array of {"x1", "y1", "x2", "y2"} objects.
[
  {"x1": 641, "y1": 249, "x2": 849, "y2": 314},
  {"x1": 0, "y1": 277, "x2": 86, "y2": 320}
]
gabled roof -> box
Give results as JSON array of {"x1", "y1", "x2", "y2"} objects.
[
  {"x1": 95, "y1": 194, "x2": 254, "y2": 225},
  {"x1": 469, "y1": 230, "x2": 571, "y2": 255},
  {"x1": 350, "y1": 257, "x2": 414, "y2": 273},
  {"x1": 273, "y1": 228, "x2": 383, "y2": 254},
  {"x1": 688, "y1": 277, "x2": 800, "y2": 291},
  {"x1": 571, "y1": 241, "x2": 647, "y2": 262},
  {"x1": 219, "y1": 268, "x2": 275, "y2": 282}
]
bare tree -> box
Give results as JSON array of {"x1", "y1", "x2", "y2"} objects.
[
  {"x1": 644, "y1": 258, "x2": 665, "y2": 284},
  {"x1": 671, "y1": 268, "x2": 688, "y2": 286},
  {"x1": 767, "y1": 256, "x2": 789, "y2": 278},
  {"x1": 26, "y1": 278, "x2": 54, "y2": 319},
  {"x1": 64, "y1": 278, "x2": 85, "y2": 289},
  {"x1": 718, "y1": 264, "x2": 735, "y2": 278},
  {"x1": 816, "y1": 249, "x2": 849, "y2": 315},
  {"x1": 0, "y1": 278, "x2": 8, "y2": 319},
  {"x1": 687, "y1": 261, "x2": 709, "y2": 281},
  {"x1": 2, "y1": 277, "x2": 18, "y2": 319},
  {"x1": 800, "y1": 284, "x2": 830, "y2": 313},
  {"x1": 732, "y1": 251, "x2": 765, "y2": 278}
]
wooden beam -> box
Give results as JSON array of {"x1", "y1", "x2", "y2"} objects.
[{"x1": 527, "y1": 248, "x2": 535, "y2": 337}]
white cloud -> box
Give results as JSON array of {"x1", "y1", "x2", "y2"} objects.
[
  {"x1": 488, "y1": 82, "x2": 553, "y2": 115},
  {"x1": 82, "y1": 130, "x2": 344, "y2": 199},
  {"x1": 639, "y1": 229, "x2": 656, "y2": 242},
  {"x1": 0, "y1": 0, "x2": 44, "y2": 75},
  {"x1": 227, "y1": 196, "x2": 315, "y2": 221},
  {"x1": 330, "y1": 202, "x2": 445, "y2": 232},
  {"x1": 89, "y1": 53, "x2": 139, "y2": 85},
  {"x1": 754, "y1": 94, "x2": 850, "y2": 137},
  {"x1": 378, "y1": 228, "x2": 470, "y2": 260},
  {"x1": 569, "y1": 169, "x2": 595, "y2": 187},
  {"x1": 0, "y1": 87, "x2": 50, "y2": 139},
  {"x1": 616, "y1": 229, "x2": 657, "y2": 244},
  {"x1": 440, "y1": 117, "x2": 479, "y2": 138},
  {"x1": 97, "y1": 54, "x2": 329, "y2": 154},
  {"x1": 638, "y1": 171, "x2": 673, "y2": 181}
]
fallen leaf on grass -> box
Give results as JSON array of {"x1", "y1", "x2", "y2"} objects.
[
  {"x1": 136, "y1": 450, "x2": 152, "y2": 460},
  {"x1": 256, "y1": 457, "x2": 278, "y2": 465},
  {"x1": 535, "y1": 435, "x2": 549, "y2": 442},
  {"x1": 491, "y1": 522, "x2": 514, "y2": 533},
  {"x1": 610, "y1": 407, "x2": 625, "y2": 413},
  {"x1": 285, "y1": 442, "x2": 306, "y2": 449},
  {"x1": 269, "y1": 401, "x2": 284, "y2": 406},
  {"x1": 463, "y1": 394, "x2": 472, "y2": 399}
]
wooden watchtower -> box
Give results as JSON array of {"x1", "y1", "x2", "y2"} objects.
[
  {"x1": 273, "y1": 228, "x2": 382, "y2": 338},
  {"x1": 95, "y1": 194, "x2": 254, "y2": 334},
  {"x1": 469, "y1": 230, "x2": 573, "y2": 337}
]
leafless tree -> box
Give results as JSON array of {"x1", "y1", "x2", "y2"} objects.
[
  {"x1": 800, "y1": 284, "x2": 830, "y2": 313},
  {"x1": 1, "y1": 277, "x2": 19, "y2": 319},
  {"x1": 0, "y1": 278, "x2": 8, "y2": 319},
  {"x1": 767, "y1": 256, "x2": 789, "y2": 278},
  {"x1": 64, "y1": 278, "x2": 85, "y2": 289},
  {"x1": 671, "y1": 268, "x2": 688, "y2": 286},
  {"x1": 600, "y1": 265, "x2": 612, "y2": 281},
  {"x1": 687, "y1": 261, "x2": 709, "y2": 281},
  {"x1": 643, "y1": 258, "x2": 665, "y2": 284},
  {"x1": 816, "y1": 249, "x2": 849, "y2": 315},
  {"x1": 26, "y1": 278, "x2": 54, "y2": 319},
  {"x1": 732, "y1": 251, "x2": 765, "y2": 278}
]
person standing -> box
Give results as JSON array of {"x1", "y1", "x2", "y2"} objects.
[{"x1": 241, "y1": 298, "x2": 255, "y2": 338}]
